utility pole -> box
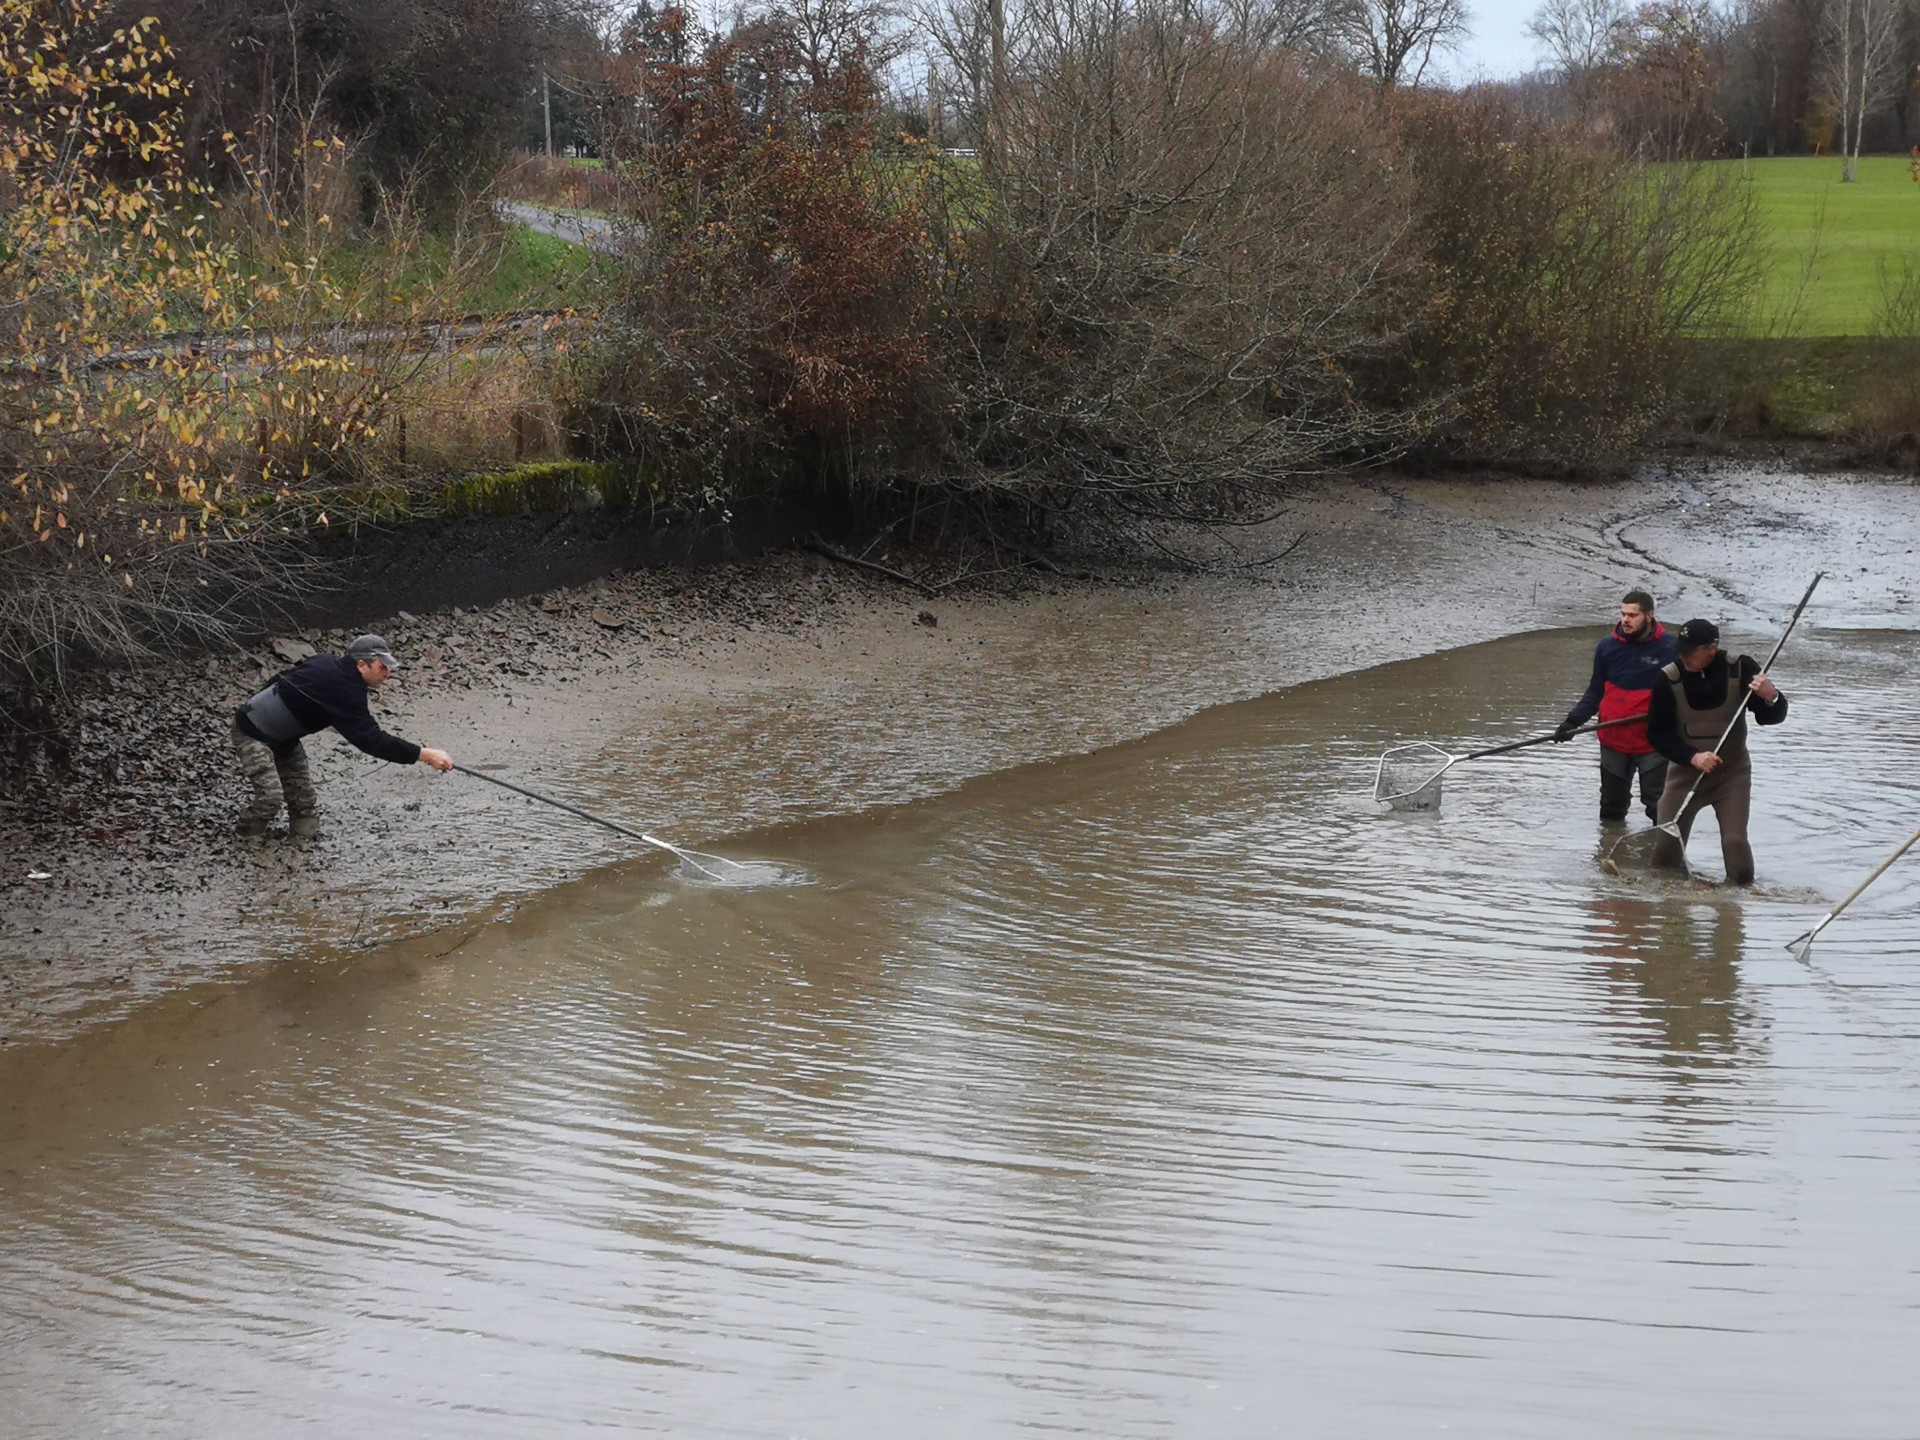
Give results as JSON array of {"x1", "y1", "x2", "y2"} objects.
[{"x1": 543, "y1": 71, "x2": 553, "y2": 157}]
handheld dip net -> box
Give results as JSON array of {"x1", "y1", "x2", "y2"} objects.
[
  {"x1": 1374, "y1": 716, "x2": 1639, "y2": 813},
  {"x1": 1785, "y1": 818, "x2": 1920, "y2": 962},
  {"x1": 456, "y1": 765, "x2": 774, "y2": 885}
]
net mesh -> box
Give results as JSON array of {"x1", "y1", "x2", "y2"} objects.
[
  {"x1": 669, "y1": 848, "x2": 807, "y2": 887},
  {"x1": 1598, "y1": 821, "x2": 1682, "y2": 876},
  {"x1": 1374, "y1": 744, "x2": 1448, "y2": 811}
]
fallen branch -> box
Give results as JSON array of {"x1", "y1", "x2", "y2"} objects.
[
  {"x1": 928, "y1": 563, "x2": 1025, "y2": 594},
  {"x1": 804, "y1": 536, "x2": 939, "y2": 596},
  {"x1": 970, "y1": 504, "x2": 1095, "y2": 580},
  {"x1": 1236, "y1": 530, "x2": 1310, "y2": 569},
  {"x1": 1140, "y1": 530, "x2": 1205, "y2": 572}
]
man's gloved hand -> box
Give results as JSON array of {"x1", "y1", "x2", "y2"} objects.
[{"x1": 1552, "y1": 719, "x2": 1580, "y2": 743}]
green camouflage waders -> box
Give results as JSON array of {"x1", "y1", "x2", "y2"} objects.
[{"x1": 231, "y1": 719, "x2": 319, "y2": 836}]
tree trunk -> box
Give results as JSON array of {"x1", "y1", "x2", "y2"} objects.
[{"x1": 1839, "y1": 0, "x2": 1857, "y2": 181}]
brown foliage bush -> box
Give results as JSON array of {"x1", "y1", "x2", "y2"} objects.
[
  {"x1": 565, "y1": 21, "x2": 940, "y2": 494},
  {"x1": 498, "y1": 154, "x2": 624, "y2": 215}
]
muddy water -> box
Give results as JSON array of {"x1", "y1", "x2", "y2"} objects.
[{"x1": 4, "y1": 628, "x2": 1918, "y2": 1438}]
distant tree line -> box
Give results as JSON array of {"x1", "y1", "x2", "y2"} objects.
[
  {"x1": 1518, "y1": 0, "x2": 1920, "y2": 164},
  {"x1": 87, "y1": 0, "x2": 1920, "y2": 197}
]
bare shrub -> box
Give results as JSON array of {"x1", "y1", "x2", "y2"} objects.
[
  {"x1": 1387, "y1": 94, "x2": 1758, "y2": 461},
  {"x1": 1858, "y1": 259, "x2": 1920, "y2": 459},
  {"x1": 220, "y1": 141, "x2": 503, "y2": 487},
  {"x1": 943, "y1": 5, "x2": 1419, "y2": 513},
  {"x1": 402, "y1": 353, "x2": 568, "y2": 472},
  {"x1": 497, "y1": 153, "x2": 624, "y2": 214}
]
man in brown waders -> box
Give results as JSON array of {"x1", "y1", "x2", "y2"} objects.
[
  {"x1": 231, "y1": 634, "x2": 454, "y2": 837},
  {"x1": 1644, "y1": 619, "x2": 1788, "y2": 885}
]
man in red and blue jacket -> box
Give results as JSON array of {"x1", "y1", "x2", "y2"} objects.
[{"x1": 1555, "y1": 589, "x2": 1681, "y2": 822}]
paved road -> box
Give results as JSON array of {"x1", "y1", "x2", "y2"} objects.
[{"x1": 495, "y1": 201, "x2": 620, "y2": 253}]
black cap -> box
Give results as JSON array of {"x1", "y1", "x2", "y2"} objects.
[{"x1": 1675, "y1": 618, "x2": 1720, "y2": 652}]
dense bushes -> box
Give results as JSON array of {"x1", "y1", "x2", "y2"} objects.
[
  {"x1": 567, "y1": 9, "x2": 1759, "y2": 506},
  {"x1": 565, "y1": 27, "x2": 944, "y2": 496},
  {"x1": 1390, "y1": 96, "x2": 1758, "y2": 460},
  {"x1": 940, "y1": 26, "x2": 1416, "y2": 508}
]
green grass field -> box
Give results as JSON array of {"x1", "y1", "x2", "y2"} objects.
[{"x1": 1717, "y1": 154, "x2": 1920, "y2": 337}]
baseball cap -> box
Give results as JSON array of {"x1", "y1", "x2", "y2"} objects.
[
  {"x1": 1675, "y1": 618, "x2": 1720, "y2": 652},
  {"x1": 347, "y1": 634, "x2": 399, "y2": 668}
]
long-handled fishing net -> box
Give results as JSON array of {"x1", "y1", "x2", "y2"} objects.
[
  {"x1": 1601, "y1": 574, "x2": 1822, "y2": 878},
  {"x1": 455, "y1": 764, "x2": 769, "y2": 885},
  {"x1": 1374, "y1": 716, "x2": 1641, "y2": 812},
  {"x1": 1786, "y1": 819, "x2": 1920, "y2": 961}
]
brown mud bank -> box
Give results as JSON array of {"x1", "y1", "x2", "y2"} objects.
[{"x1": 3, "y1": 461, "x2": 1917, "y2": 1045}]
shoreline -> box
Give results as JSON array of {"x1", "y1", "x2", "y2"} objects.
[{"x1": 5, "y1": 458, "x2": 1918, "y2": 1047}]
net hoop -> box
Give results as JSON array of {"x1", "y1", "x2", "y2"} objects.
[{"x1": 1374, "y1": 742, "x2": 1450, "y2": 811}]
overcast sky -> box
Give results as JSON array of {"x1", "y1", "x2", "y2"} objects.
[{"x1": 1437, "y1": 0, "x2": 1547, "y2": 83}]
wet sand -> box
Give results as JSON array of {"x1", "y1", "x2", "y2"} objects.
[{"x1": 4, "y1": 460, "x2": 1918, "y2": 1043}]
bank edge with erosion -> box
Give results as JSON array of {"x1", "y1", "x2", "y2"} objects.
[{"x1": 3, "y1": 461, "x2": 1916, "y2": 1045}]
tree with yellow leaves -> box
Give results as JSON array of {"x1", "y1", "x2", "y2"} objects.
[{"x1": 1, "y1": 0, "x2": 416, "y2": 753}]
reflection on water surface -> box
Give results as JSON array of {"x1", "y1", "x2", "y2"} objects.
[{"x1": 4, "y1": 628, "x2": 1918, "y2": 1438}]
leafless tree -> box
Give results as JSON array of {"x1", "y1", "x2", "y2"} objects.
[
  {"x1": 1820, "y1": 0, "x2": 1904, "y2": 180},
  {"x1": 941, "y1": 0, "x2": 1425, "y2": 512},
  {"x1": 1336, "y1": 0, "x2": 1471, "y2": 88},
  {"x1": 1526, "y1": 0, "x2": 1627, "y2": 115},
  {"x1": 1215, "y1": 0, "x2": 1357, "y2": 49},
  {"x1": 918, "y1": 0, "x2": 1013, "y2": 143},
  {"x1": 760, "y1": 0, "x2": 911, "y2": 75},
  {"x1": 917, "y1": 0, "x2": 1352, "y2": 145}
]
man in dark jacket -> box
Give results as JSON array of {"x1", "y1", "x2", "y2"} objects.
[
  {"x1": 1555, "y1": 589, "x2": 1680, "y2": 822},
  {"x1": 1645, "y1": 618, "x2": 1787, "y2": 886},
  {"x1": 231, "y1": 634, "x2": 454, "y2": 837}
]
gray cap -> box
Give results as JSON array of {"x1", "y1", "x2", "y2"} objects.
[{"x1": 347, "y1": 634, "x2": 398, "y2": 668}]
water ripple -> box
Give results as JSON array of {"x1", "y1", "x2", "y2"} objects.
[{"x1": 3, "y1": 629, "x2": 1919, "y2": 1437}]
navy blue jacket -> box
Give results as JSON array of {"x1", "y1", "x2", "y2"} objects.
[
  {"x1": 236, "y1": 655, "x2": 421, "y2": 764},
  {"x1": 1565, "y1": 621, "x2": 1681, "y2": 755}
]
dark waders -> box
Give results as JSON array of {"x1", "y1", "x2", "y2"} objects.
[
  {"x1": 1600, "y1": 749, "x2": 1669, "y2": 823},
  {"x1": 1650, "y1": 658, "x2": 1759, "y2": 885}
]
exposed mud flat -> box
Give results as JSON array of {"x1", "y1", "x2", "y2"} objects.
[{"x1": 3, "y1": 461, "x2": 1917, "y2": 1043}]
